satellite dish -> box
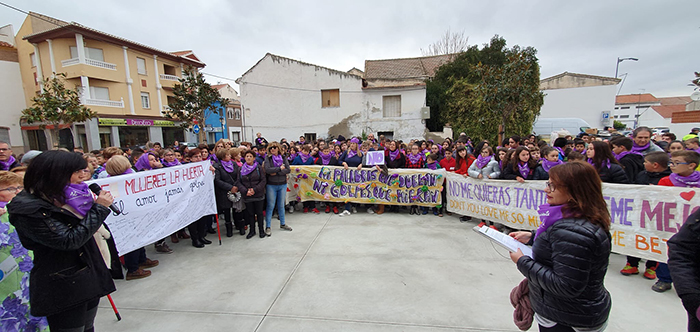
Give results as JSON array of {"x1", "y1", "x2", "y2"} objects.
[{"x1": 692, "y1": 92, "x2": 700, "y2": 101}]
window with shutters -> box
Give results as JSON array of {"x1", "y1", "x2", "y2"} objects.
[
  {"x1": 137, "y1": 57, "x2": 147, "y2": 75},
  {"x1": 382, "y1": 95, "x2": 401, "y2": 117},
  {"x1": 141, "y1": 92, "x2": 151, "y2": 109},
  {"x1": 321, "y1": 89, "x2": 340, "y2": 108},
  {"x1": 89, "y1": 86, "x2": 110, "y2": 100},
  {"x1": 70, "y1": 46, "x2": 105, "y2": 62}
]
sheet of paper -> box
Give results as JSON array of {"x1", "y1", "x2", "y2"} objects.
[{"x1": 474, "y1": 226, "x2": 533, "y2": 258}]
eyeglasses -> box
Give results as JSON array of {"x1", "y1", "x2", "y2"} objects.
[
  {"x1": 545, "y1": 181, "x2": 556, "y2": 192},
  {"x1": 0, "y1": 186, "x2": 23, "y2": 193},
  {"x1": 164, "y1": 153, "x2": 175, "y2": 157},
  {"x1": 669, "y1": 161, "x2": 690, "y2": 167}
]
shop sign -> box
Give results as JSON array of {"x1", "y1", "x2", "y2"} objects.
[{"x1": 99, "y1": 118, "x2": 176, "y2": 127}]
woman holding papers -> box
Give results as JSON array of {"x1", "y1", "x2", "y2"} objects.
[{"x1": 509, "y1": 162, "x2": 612, "y2": 331}]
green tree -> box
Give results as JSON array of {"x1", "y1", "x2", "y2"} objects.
[
  {"x1": 426, "y1": 36, "x2": 543, "y2": 143},
  {"x1": 164, "y1": 66, "x2": 229, "y2": 143},
  {"x1": 613, "y1": 120, "x2": 626, "y2": 130},
  {"x1": 22, "y1": 73, "x2": 96, "y2": 149}
]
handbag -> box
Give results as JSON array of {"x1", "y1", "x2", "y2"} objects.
[{"x1": 223, "y1": 167, "x2": 245, "y2": 212}]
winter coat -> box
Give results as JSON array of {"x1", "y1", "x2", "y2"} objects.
[
  {"x1": 635, "y1": 169, "x2": 672, "y2": 185},
  {"x1": 264, "y1": 154, "x2": 291, "y2": 185},
  {"x1": 213, "y1": 161, "x2": 240, "y2": 210},
  {"x1": 618, "y1": 154, "x2": 645, "y2": 184},
  {"x1": 597, "y1": 163, "x2": 629, "y2": 184},
  {"x1": 7, "y1": 191, "x2": 116, "y2": 317},
  {"x1": 668, "y1": 209, "x2": 700, "y2": 323},
  {"x1": 468, "y1": 158, "x2": 501, "y2": 179},
  {"x1": 533, "y1": 165, "x2": 549, "y2": 180},
  {"x1": 339, "y1": 151, "x2": 363, "y2": 168},
  {"x1": 237, "y1": 164, "x2": 267, "y2": 202},
  {"x1": 439, "y1": 157, "x2": 456, "y2": 172},
  {"x1": 501, "y1": 162, "x2": 535, "y2": 180},
  {"x1": 291, "y1": 155, "x2": 315, "y2": 166},
  {"x1": 315, "y1": 156, "x2": 339, "y2": 166},
  {"x1": 516, "y1": 218, "x2": 612, "y2": 328}
]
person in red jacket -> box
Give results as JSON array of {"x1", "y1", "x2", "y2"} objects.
[
  {"x1": 654, "y1": 150, "x2": 700, "y2": 293},
  {"x1": 439, "y1": 147, "x2": 456, "y2": 171},
  {"x1": 454, "y1": 146, "x2": 475, "y2": 176}
]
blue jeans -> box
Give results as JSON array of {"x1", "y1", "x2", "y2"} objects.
[
  {"x1": 265, "y1": 184, "x2": 287, "y2": 228},
  {"x1": 656, "y1": 263, "x2": 672, "y2": 283}
]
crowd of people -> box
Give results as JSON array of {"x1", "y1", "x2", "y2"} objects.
[{"x1": 2, "y1": 124, "x2": 700, "y2": 331}]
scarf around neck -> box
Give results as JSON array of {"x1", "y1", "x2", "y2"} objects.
[
  {"x1": 588, "y1": 158, "x2": 611, "y2": 169},
  {"x1": 517, "y1": 161, "x2": 531, "y2": 178},
  {"x1": 426, "y1": 161, "x2": 438, "y2": 170},
  {"x1": 271, "y1": 154, "x2": 284, "y2": 167},
  {"x1": 535, "y1": 204, "x2": 565, "y2": 240},
  {"x1": 318, "y1": 151, "x2": 332, "y2": 165},
  {"x1": 542, "y1": 159, "x2": 563, "y2": 173},
  {"x1": 631, "y1": 142, "x2": 650, "y2": 154},
  {"x1": 670, "y1": 171, "x2": 700, "y2": 187},
  {"x1": 221, "y1": 159, "x2": 235, "y2": 173},
  {"x1": 63, "y1": 183, "x2": 94, "y2": 217},
  {"x1": 241, "y1": 161, "x2": 258, "y2": 176},
  {"x1": 614, "y1": 150, "x2": 642, "y2": 161},
  {"x1": 162, "y1": 159, "x2": 181, "y2": 167},
  {"x1": 407, "y1": 152, "x2": 423, "y2": 165},
  {"x1": 475, "y1": 155, "x2": 492, "y2": 169},
  {"x1": 0, "y1": 155, "x2": 15, "y2": 171},
  {"x1": 346, "y1": 150, "x2": 358, "y2": 160},
  {"x1": 299, "y1": 152, "x2": 311, "y2": 163},
  {"x1": 389, "y1": 148, "x2": 401, "y2": 161},
  {"x1": 135, "y1": 153, "x2": 153, "y2": 171}
]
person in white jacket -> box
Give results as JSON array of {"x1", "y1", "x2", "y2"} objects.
[{"x1": 468, "y1": 146, "x2": 501, "y2": 179}]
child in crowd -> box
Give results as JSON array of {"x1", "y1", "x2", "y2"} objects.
[
  {"x1": 439, "y1": 147, "x2": 456, "y2": 171},
  {"x1": 495, "y1": 147, "x2": 508, "y2": 171},
  {"x1": 534, "y1": 146, "x2": 563, "y2": 180},
  {"x1": 291, "y1": 145, "x2": 318, "y2": 213},
  {"x1": 316, "y1": 145, "x2": 340, "y2": 214},
  {"x1": 611, "y1": 136, "x2": 644, "y2": 183},
  {"x1": 574, "y1": 139, "x2": 586, "y2": 154},
  {"x1": 501, "y1": 146, "x2": 535, "y2": 183},
  {"x1": 652, "y1": 150, "x2": 700, "y2": 293},
  {"x1": 468, "y1": 146, "x2": 500, "y2": 180},
  {"x1": 567, "y1": 151, "x2": 585, "y2": 162},
  {"x1": 668, "y1": 140, "x2": 685, "y2": 153},
  {"x1": 453, "y1": 146, "x2": 475, "y2": 176},
  {"x1": 529, "y1": 147, "x2": 541, "y2": 164},
  {"x1": 685, "y1": 137, "x2": 700, "y2": 154},
  {"x1": 423, "y1": 153, "x2": 442, "y2": 216}
]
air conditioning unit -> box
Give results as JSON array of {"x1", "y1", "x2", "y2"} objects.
[{"x1": 421, "y1": 107, "x2": 430, "y2": 119}]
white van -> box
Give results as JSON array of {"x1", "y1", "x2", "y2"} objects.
[{"x1": 532, "y1": 118, "x2": 591, "y2": 137}]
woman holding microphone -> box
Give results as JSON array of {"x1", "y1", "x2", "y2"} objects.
[{"x1": 8, "y1": 151, "x2": 116, "y2": 332}]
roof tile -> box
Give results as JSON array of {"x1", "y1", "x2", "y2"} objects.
[{"x1": 364, "y1": 54, "x2": 456, "y2": 80}]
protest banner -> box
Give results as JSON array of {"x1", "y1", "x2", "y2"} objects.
[
  {"x1": 445, "y1": 172, "x2": 700, "y2": 261},
  {"x1": 88, "y1": 161, "x2": 217, "y2": 255},
  {"x1": 286, "y1": 166, "x2": 445, "y2": 206}
]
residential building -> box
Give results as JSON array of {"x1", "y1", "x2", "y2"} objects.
[
  {"x1": 614, "y1": 93, "x2": 700, "y2": 135},
  {"x1": 15, "y1": 12, "x2": 205, "y2": 150},
  {"x1": 237, "y1": 53, "x2": 448, "y2": 142},
  {"x1": 201, "y1": 84, "x2": 241, "y2": 144},
  {"x1": 0, "y1": 24, "x2": 26, "y2": 152},
  {"x1": 538, "y1": 72, "x2": 620, "y2": 132}
]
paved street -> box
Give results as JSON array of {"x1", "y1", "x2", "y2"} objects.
[{"x1": 95, "y1": 210, "x2": 687, "y2": 331}]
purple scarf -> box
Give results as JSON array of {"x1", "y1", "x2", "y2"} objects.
[
  {"x1": 162, "y1": 159, "x2": 181, "y2": 167},
  {"x1": 631, "y1": 142, "x2": 650, "y2": 154},
  {"x1": 134, "y1": 153, "x2": 153, "y2": 171},
  {"x1": 0, "y1": 155, "x2": 16, "y2": 171},
  {"x1": 517, "y1": 162, "x2": 531, "y2": 178},
  {"x1": 63, "y1": 183, "x2": 94, "y2": 217},
  {"x1": 241, "y1": 162, "x2": 258, "y2": 176},
  {"x1": 221, "y1": 160, "x2": 235, "y2": 173},
  {"x1": 426, "y1": 162, "x2": 438, "y2": 170},
  {"x1": 0, "y1": 201, "x2": 7, "y2": 208},
  {"x1": 271, "y1": 154, "x2": 284, "y2": 167},
  {"x1": 346, "y1": 150, "x2": 358, "y2": 160},
  {"x1": 542, "y1": 159, "x2": 563, "y2": 172},
  {"x1": 407, "y1": 153, "x2": 423, "y2": 165},
  {"x1": 255, "y1": 137, "x2": 265, "y2": 145},
  {"x1": 318, "y1": 152, "x2": 332, "y2": 165},
  {"x1": 299, "y1": 152, "x2": 311, "y2": 163},
  {"x1": 475, "y1": 155, "x2": 492, "y2": 169},
  {"x1": 288, "y1": 152, "x2": 297, "y2": 161},
  {"x1": 535, "y1": 204, "x2": 565, "y2": 240},
  {"x1": 588, "y1": 158, "x2": 611, "y2": 169},
  {"x1": 553, "y1": 147, "x2": 565, "y2": 160},
  {"x1": 614, "y1": 150, "x2": 642, "y2": 161},
  {"x1": 670, "y1": 171, "x2": 700, "y2": 187},
  {"x1": 257, "y1": 152, "x2": 266, "y2": 159},
  {"x1": 389, "y1": 148, "x2": 401, "y2": 161}
]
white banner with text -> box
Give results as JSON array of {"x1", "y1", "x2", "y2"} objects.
[{"x1": 445, "y1": 172, "x2": 699, "y2": 261}]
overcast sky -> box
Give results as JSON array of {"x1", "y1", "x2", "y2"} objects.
[{"x1": 2, "y1": 0, "x2": 698, "y2": 98}]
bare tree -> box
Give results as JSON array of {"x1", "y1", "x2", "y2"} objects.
[{"x1": 421, "y1": 29, "x2": 470, "y2": 56}]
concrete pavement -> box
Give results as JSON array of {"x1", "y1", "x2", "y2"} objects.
[{"x1": 95, "y1": 209, "x2": 688, "y2": 331}]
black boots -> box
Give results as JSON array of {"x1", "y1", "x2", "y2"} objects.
[
  {"x1": 225, "y1": 223, "x2": 233, "y2": 238},
  {"x1": 200, "y1": 237, "x2": 212, "y2": 244},
  {"x1": 191, "y1": 238, "x2": 204, "y2": 248}
]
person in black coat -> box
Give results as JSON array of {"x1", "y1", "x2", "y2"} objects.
[
  {"x1": 586, "y1": 141, "x2": 629, "y2": 184},
  {"x1": 510, "y1": 162, "x2": 611, "y2": 331},
  {"x1": 500, "y1": 146, "x2": 536, "y2": 182},
  {"x1": 635, "y1": 151, "x2": 672, "y2": 185},
  {"x1": 213, "y1": 148, "x2": 244, "y2": 239},
  {"x1": 611, "y1": 136, "x2": 645, "y2": 183},
  {"x1": 383, "y1": 140, "x2": 406, "y2": 213},
  {"x1": 668, "y1": 209, "x2": 700, "y2": 332},
  {"x1": 237, "y1": 150, "x2": 267, "y2": 239},
  {"x1": 7, "y1": 151, "x2": 116, "y2": 331}
]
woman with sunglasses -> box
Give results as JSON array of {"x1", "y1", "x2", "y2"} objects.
[
  {"x1": 8, "y1": 151, "x2": 116, "y2": 331},
  {"x1": 509, "y1": 162, "x2": 611, "y2": 332}
]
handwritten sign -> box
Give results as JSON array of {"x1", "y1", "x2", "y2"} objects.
[
  {"x1": 365, "y1": 151, "x2": 385, "y2": 166},
  {"x1": 287, "y1": 166, "x2": 445, "y2": 206},
  {"x1": 88, "y1": 161, "x2": 216, "y2": 255},
  {"x1": 445, "y1": 172, "x2": 700, "y2": 261}
]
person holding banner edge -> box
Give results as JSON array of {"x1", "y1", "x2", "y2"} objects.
[
  {"x1": 509, "y1": 162, "x2": 611, "y2": 332},
  {"x1": 8, "y1": 150, "x2": 117, "y2": 332}
]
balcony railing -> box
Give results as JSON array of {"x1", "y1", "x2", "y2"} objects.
[
  {"x1": 84, "y1": 97, "x2": 124, "y2": 108},
  {"x1": 61, "y1": 58, "x2": 117, "y2": 70},
  {"x1": 160, "y1": 74, "x2": 181, "y2": 81}
]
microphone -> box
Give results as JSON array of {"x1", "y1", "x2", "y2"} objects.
[{"x1": 88, "y1": 183, "x2": 121, "y2": 215}]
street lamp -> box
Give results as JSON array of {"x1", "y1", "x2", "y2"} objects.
[
  {"x1": 615, "y1": 57, "x2": 638, "y2": 78},
  {"x1": 219, "y1": 116, "x2": 225, "y2": 141}
]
